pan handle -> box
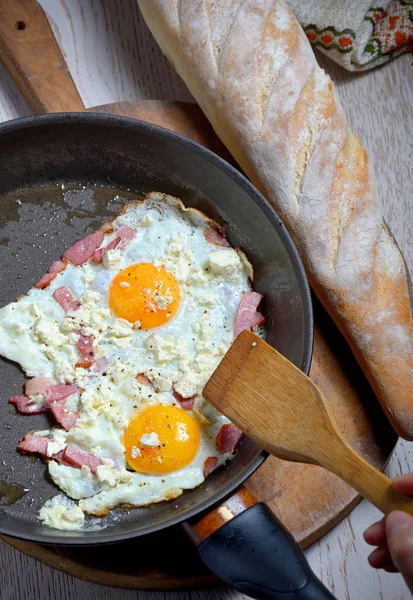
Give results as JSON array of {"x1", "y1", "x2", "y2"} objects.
[
  {"x1": 0, "y1": 0, "x2": 85, "y2": 113},
  {"x1": 183, "y1": 487, "x2": 336, "y2": 600}
]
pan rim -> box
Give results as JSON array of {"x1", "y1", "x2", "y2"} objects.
[{"x1": 0, "y1": 113, "x2": 313, "y2": 545}]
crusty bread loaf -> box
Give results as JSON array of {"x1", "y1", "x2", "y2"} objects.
[{"x1": 138, "y1": 0, "x2": 413, "y2": 439}]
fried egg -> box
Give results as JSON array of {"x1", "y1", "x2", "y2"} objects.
[{"x1": 0, "y1": 192, "x2": 263, "y2": 530}]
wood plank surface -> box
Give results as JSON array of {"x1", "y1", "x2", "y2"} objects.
[{"x1": 0, "y1": 0, "x2": 411, "y2": 598}]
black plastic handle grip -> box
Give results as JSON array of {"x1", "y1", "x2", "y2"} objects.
[{"x1": 197, "y1": 503, "x2": 336, "y2": 599}]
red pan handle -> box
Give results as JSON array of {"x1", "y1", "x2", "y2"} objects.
[
  {"x1": 183, "y1": 486, "x2": 336, "y2": 599},
  {"x1": 0, "y1": 0, "x2": 85, "y2": 113}
]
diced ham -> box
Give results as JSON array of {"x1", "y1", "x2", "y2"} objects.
[
  {"x1": 45, "y1": 384, "x2": 79, "y2": 430},
  {"x1": 17, "y1": 437, "x2": 99, "y2": 473},
  {"x1": 91, "y1": 237, "x2": 121, "y2": 264},
  {"x1": 91, "y1": 225, "x2": 136, "y2": 264},
  {"x1": 49, "y1": 260, "x2": 67, "y2": 274},
  {"x1": 216, "y1": 424, "x2": 243, "y2": 454},
  {"x1": 24, "y1": 377, "x2": 55, "y2": 396},
  {"x1": 51, "y1": 449, "x2": 73, "y2": 467},
  {"x1": 62, "y1": 446, "x2": 102, "y2": 473},
  {"x1": 203, "y1": 456, "x2": 219, "y2": 478},
  {"x1": 136, "y1": 373, "x2": 153, "y2": 388},
  {"x1": 116, "y1": 226, "x2": 136, "y2": 249},
  {"x1": 63, "y1": 231, "x2": 104, "y2": 266},
  {"x1": 77, "y1": 334, "x2": 94, "y2": 360},
  {"x1": 18, "y1": 434, "x2": 49, "y2": 456},
  {"x1": 233, "y1": 291, "x2": 265, "y2": 339},
  {"x1": 204, "y1": 225, "x2": 231, "y2": 247},
  {"x1": 176, "y1": 396, "x2": 195, "y2": 411},
  {"x1": 9, "y1": 394, "x2": 50, "y2": 415},
  {"x1": 251, "y1": 311, "x2": 266, "y2": 328},
  {"x1": 45, "y1": 383, "x2": 78, "y2": 403},
  {"x1": 48, "y1": 398, "x2": 79, "y2": 430},
  {"x1": 53, "y1": 286, "x2": 80, "y2": 312},
  {"x1": 93, "y1": 356, "x2": 108, "y2": 374},
  {"x1": 35, "y1": 272, "x2": 56, "y2": 290},
  {"x1": 34, "y1": 260, "x2": 67, "y2": 289},
  {"x1": 172, "y1": 386, "x2": 195, "y2": 411},
  {"x1": 10, "y1": 377, "x2": 55, "y2": 415}
]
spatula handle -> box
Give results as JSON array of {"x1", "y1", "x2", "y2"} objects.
[
  {"x1": 0, "y1": 0, "x2": 85, "y2": 113},
  {"x1": 320, "y1": 438, "x2": 413, "y2": 517}
]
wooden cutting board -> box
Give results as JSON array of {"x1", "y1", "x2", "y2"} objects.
[
  {"x1": 2, "y1": 98, "x2": 396, "y2": 590},
  {"x1": 0, "y1": 0, "x2": 396, "y2": 590}
]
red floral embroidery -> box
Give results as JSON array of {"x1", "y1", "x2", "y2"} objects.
[{"x1": 304, "y1": 1, "x2": 413, "y2": 64}]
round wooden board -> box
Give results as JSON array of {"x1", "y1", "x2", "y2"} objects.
[{"x1": 1, "y1": 100, "x2": 397, "y2": 591}]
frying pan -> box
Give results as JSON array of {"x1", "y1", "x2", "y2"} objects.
[{"x1": 0, "y1": 114, "x2": 337, "y2": 598}]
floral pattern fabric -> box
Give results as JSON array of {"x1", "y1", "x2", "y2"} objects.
[{"x1": 286, "y1": 0, "x2": 413, "y2": 71}]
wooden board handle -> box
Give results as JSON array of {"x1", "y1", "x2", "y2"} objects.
[{"x1": 0, "y1": 0, "x2": 85, "y2": 113}]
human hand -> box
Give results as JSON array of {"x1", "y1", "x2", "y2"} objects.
[{"x1": 364, "y1": 474, "x2": 413, "y2": 593}]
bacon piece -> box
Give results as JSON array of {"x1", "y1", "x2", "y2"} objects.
[
  {"x1": 216, "y1": 424, "x2": 243, "y2": 454},
  {"x1": 35, "y1": 260, "x2": 67, "y2": 289},
  {"x1": 63, "y1": 231, "x2": 104, "y2": 266},
  {"x1": 64, "y1": 413, "x2": 79, "y2": 430},
  {"x1": 49, "y1": 260, "x2": 67, "y2": 274},
  {"x1": 251, "y1": 311, "x2": 266, "y2": 328},
  {"x1": 45, "y1": 383, "x2": 78, "y2": 403},
  {"x1": 233, "y1": 291, "x2": 265, "y2": 339},
  {"x1": 93, "y1": 356, "x2": 108, "y2": 374},
  {"x1": 48, "y1": 399, "x2": 79, "y2": 430},
  {"x1": 45, "y1": 384, "x2": 79, "y2": 430},
  {"x1": 204, "y1": 225, "x2": 231, "y2": 247},
  {"x1": 51, "y1": 449, "x2": 73, "y2": 467},
  {"x1": 10, "y1": 377, "x2": 55, "y2": 414},
  {"x1": 18, "y1": 434, "x2": 49, "y2": 456},
  {"x1": 77, "y1": 334, "x2": 94, "y2": 360},
  {"x1": 91, "y1": 225, "x2": 136, "y2": 264},
  {"x1": 53, "y1": 286, "x2": 80, "y2": 312},
  {"x1": 62, "y1": 446, "x2": 102, "y2": 473},
  {"x1": 17, "y1": 436, "x2": 97, "y2": 472},
  {"x1": 116, "y1": 225, "x2": 136, "y2": 249},
  {"x1": 9, "y1": 394, "x2": 50, "y2": 415},
  {"x1": 91, "y1": 237, "x2": 121, "y2": 264},
  {"x1": 172, "y1": 386, "x2": 195, "y2": 411},
  {"x1": 24, "y1": 377, "x2": 55, "y2": 396},
  {"x1": 35, "y1": 273, "x2": 56, "y2": 289},
  {"x1": 136, "y1": 373, "x2": 153, "y2": 388},
  {"x1": 203, "y1": 456, "x2": 219, "y2": 478}
]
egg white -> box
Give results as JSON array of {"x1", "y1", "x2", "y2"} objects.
[{"x1": 0, "y1": 192, "x2": 256, "y2": 530}]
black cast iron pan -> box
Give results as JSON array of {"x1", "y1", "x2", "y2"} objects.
[{"x1": 0, "y1": 113, "x2": 337, "y2": 599}]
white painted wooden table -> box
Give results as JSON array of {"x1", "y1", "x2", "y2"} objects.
[{"x1": 0, "y1": 1, "x2": 412, "y2": 599}]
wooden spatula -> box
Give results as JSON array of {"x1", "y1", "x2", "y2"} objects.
[{"x1": 204, "y1": 330, "x2": 413, "y2": 517}]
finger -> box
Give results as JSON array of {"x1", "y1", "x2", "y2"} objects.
[
  {"x1": 368, "y1": 546, "x2": 395, "y2": 570},
  {"x1": 386, "y1": 511, "x2": 413, "y2": 593},
  {"x1": 383, "y1": 566, "x2": 400, "y2": 574},
  {"x1": 364, "y1": 518, "x2": 386, "y2": 546},
  {"x1": 392, "y1": 474, "x2": 413, "y2": 495}
]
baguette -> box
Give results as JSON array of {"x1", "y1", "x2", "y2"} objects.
[{"x1": 138, "y1": 0, "x2": 413, "y2": 439}]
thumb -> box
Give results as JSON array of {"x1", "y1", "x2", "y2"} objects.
[{"x1": 386, "y1": 511, "x2": 413, "y2": 593}]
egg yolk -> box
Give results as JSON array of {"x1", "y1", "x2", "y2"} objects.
[
  {"x1": 123, "y1": 405, "x2": 200, "y2": 474},
  {"x1": 109, "y1": 263, "x2": 180, "y2": 329}
]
